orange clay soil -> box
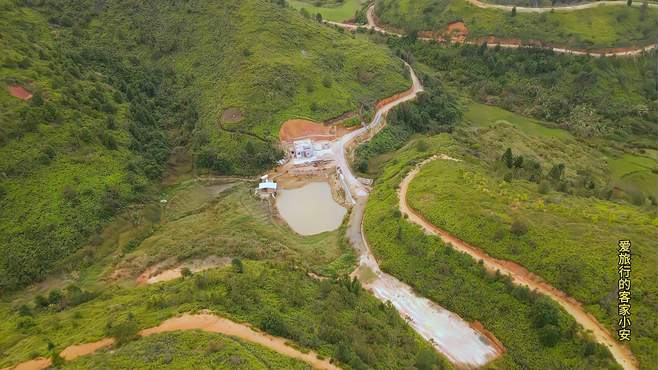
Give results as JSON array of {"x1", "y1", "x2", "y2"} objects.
[
  {"x1": 397, "y1": 156, "x2": 638, "y2": 370},
  {"x1": 7, "y1": 85, "x2": 32, "y2": 100},
  {"x1": 4, "y1": 313, "x2": 339, "y2": 370}
]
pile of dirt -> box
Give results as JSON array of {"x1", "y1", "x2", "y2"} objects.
[
  {"x1": 220, "y1": 107, "x2": 243, "y2": 123},
  {"x1": 7, "y1": 84, "x2": 32, "y2": 100}
]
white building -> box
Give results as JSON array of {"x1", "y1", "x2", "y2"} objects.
[{"x1": 293, "y1": 139, "x2": 313, "y2": 159}]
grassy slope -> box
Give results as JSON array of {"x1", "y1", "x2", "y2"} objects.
[
  {"x1": 0, "y1": 0, "x2": 409, "y2": 290},
  {"x1": 404, "y1": 104, "x2": 657, "y2": 368},
  {"x1": 0, "y1": 260, "x2": 447, "y2": 369},
  {"x1": 462, "y1": 103, "x2": 658, "y2": 200},
  {"x1": 65, "y1": 331, "x2": 313, "y2": 369},
  {"x1": 375, "y1": 0, "x2": 658, "y2": 49},
  {"x1": 363, "y1": 134, "x2": 618, "y2": 369},
  {"x1": 289, "y1": 0, "x2": 366, "y2": 22},
  {"x1": 111, "y1": 182, "x2": 356, "y2": 281},
  {"x1": 0, "y1": 182, "x2": 449, "y2": 369}
]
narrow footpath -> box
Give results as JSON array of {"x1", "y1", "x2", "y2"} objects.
[{"x1": 397, "y1": 155, "x2": 638, "y2": 370}]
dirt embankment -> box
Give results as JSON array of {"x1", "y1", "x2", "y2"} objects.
[
  {"x1": 5, "y1": 313, "x2": 339, "y2": 370},
  {"x1": 398, "y1": 155, "x2": 638, "y2": 370}
]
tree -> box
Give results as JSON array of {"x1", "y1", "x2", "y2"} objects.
[
  {"x1": 640, "y1": 1, "x2": 648, "y2": 20},
  {"x1": 627, "y1": 0, "x2": 632, "y2": 6},
  {"x1": 510, "y1": 220, "x2": 528, "y2": 236},
  {"x1": 180, "y1": 267, "x2": 192, "y2": 277},
  {"x1": 511, "y1": 6, "x2": 517, "y2": 16},
  {"x1": 513, "y1": 155, "x2": 524, "y2": 168},
  {"x1": 548, "y1": 163, "x2": 565, "y2": 182},
  {"x1": 18, "y1": 304, "x2": 32, "y2": 316},
  {"x1": 232, "y1": 258, "x2": 244, "y2": 273},
  {"x1": 106, "y1": 316, "x2": 139, "y2": 345},
  {"x1": 531, "y1": 299, "x2": 559, "y2": 328},
  {"x1": 501, "y1": 148, "x2": 514, "y2": 168},
  {"x1": 539, "y1": 324, "x2": 560, "y2": 347}
]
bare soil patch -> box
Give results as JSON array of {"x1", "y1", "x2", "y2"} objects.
[
  {"x1": 279, "y1": 119, "x2": 334, "y2": 142},
  {"x1": 220, "y1": 107, "x2": 243, "y2": 123},
  {"x1": 7, "y1": 85, "x2": 32, "y2": 100},
  {"x1": 136, "y1": 255, "x2": 232, "y2": 284},
  {"x1": 445, "y1": 21, "x2": 469, "y2": 43}
]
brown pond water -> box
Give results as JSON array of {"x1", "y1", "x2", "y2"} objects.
[{"x1": 276, "y1": 182, "x2": 347, "y2": 235}]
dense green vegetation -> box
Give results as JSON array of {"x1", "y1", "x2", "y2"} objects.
[
  {"x1": 355, "y1": 74, "x2": 461, "y2": 173},
  {"x1": 65, "y1": 331, "x2": 313, "y2": 369},
  {"x1": 390, "y1": 39, "x2": 657, "y2": 144},
  {"x1": 0, "y1": 0, "x2": 409, "y2": 290},
  {"x1": 0, "y1": 0, "x2": 197, "y2": 290},
  {"x1": 0, "y1": 259, "x2": 448, "y2": 369},
  {"x1": 363, "y1": 134, "x2": 619, "y2": 369},
  {"x1": 375, "y1": 0, "x2": 658, "y2": 49}
]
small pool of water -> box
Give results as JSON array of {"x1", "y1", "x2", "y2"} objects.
[{"x1": 276, "y1": 182, "x2": 347, "y2": 235}]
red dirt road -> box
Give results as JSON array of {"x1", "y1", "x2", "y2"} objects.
[
  {"x1": 398, "y1": 155, "x2": 638, "y2": 370},
  {"x1": 4, "y1": 314, "x2": 338, "y2": 370}
]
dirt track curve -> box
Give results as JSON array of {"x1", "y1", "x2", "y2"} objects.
[
  {"x1": 324, "y1": 5, "x2": 657, "y2": 57},
  {"x1": 465, "y1": 0, "x2": 658, "y2": 12},
  {"x1": 397, "y1": 155, "x2": 638, "y2": 370},
  {"x1": 4, "y1": 313, "x2": 338, "y2": 370}
]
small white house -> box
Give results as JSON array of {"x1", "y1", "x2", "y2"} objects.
[
  {"x1": 258, "y1": 181, "x2": 277, "y2": 193},
  {"x1": 293, "y1": 139, "x2": 313, "y2": 159}
]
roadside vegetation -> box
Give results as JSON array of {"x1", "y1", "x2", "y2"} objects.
[
  {"x1": 355, "y1": 74, "x2": 461, "y2": 174},
  {"x1": 0, "y1": 0, "x2": 409, "y2": 290},
  {"x1": 375, "y1": 0, "x2": 657, "y2": 49},
  {"x1": 363, "y1": 134, "x2": 619, "y2": 369},
  {"x1": 65, "y1": 331, "x2": 313, "y2": 369}
]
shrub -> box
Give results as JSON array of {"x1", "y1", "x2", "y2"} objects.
[
  {"x1": 106, "y1": 316, "x2": 139, "y2": 345},
  {"x1": 510, "y1": 220, "x2": 528, "y2": 236},
  {"x1": 231, "y1": 258, "x2": 244, "y2": 273}
]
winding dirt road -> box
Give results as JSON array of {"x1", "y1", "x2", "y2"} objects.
[
  {"x1": 397, "y1": 155, "x2": 638, "y2": 370},
  {"x1": 465, "y1": 0, "x2": 658, "y2": 13},
  {"x1": 5, "y1": 313, "x2": 337, "y2": 370},
  {"x1": 325, "y1": 5, "x2": 657, "y2": 57},
  {"x1": 336, "y1": 66, "x2": 505, "y2": 367}
]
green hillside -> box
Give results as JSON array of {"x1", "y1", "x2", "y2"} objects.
[
  {"x1": 0, "y1": 0, "x2": 408, "y2": 290},
  {"x1": 375, "y1": 0, "x2": 657, "y2": 49},
  {"x1": 363, "y1": 135, "x2": 618, "y2": 369}
]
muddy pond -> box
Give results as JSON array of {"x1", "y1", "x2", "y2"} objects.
[{"x1": 276, "y1": 182, "x2": 346, "y2": 235}]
